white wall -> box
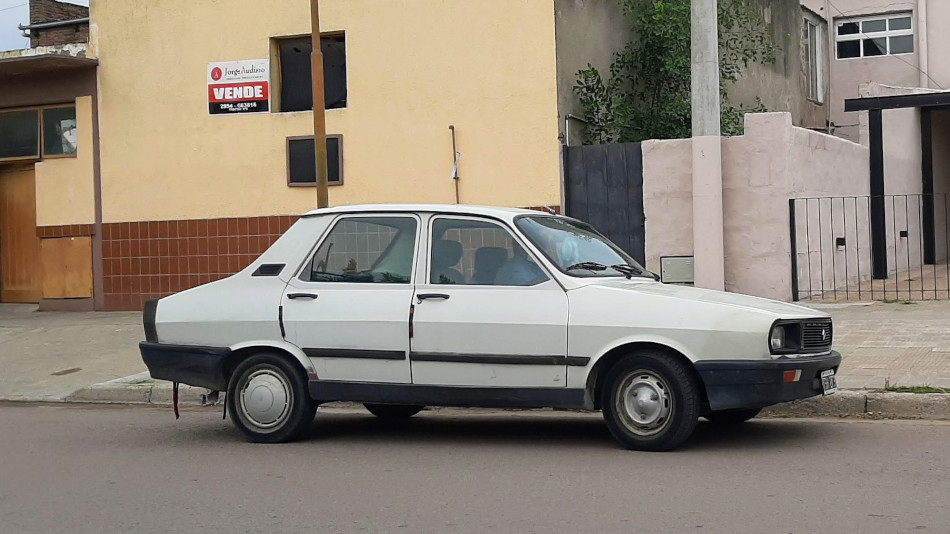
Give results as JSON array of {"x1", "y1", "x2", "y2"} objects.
[
  {"x1": 643, "y1": 112, "x2": 870, "y2": 301},
  {"x1": 826, "y1": 0, "x2": 920, "y2": 142}
]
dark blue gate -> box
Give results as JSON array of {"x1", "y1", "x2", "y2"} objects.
[{"x1": 563, "y1": 142, "x2": 645, "y2": 265}]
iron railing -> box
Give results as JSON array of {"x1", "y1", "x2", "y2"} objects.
[{"x1": 790, "y1": 194, "x2": 950, "y2": 301}]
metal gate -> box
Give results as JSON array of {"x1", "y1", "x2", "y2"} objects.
[
  {"x1": 790, "y1": 194, "x2": 950, "y2": 301},
  {"x1": 563, "y1": 143, "x2": 645, "y2": 265}
]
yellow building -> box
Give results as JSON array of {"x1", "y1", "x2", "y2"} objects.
[{"x1": 0, "y1": 0, "x2": 624, "y2": 310}]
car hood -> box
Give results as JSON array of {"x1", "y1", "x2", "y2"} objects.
[{"x1": 582, "y1": 279, "x2": 828, "y2": 319}]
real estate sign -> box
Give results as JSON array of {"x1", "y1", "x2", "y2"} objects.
[{"x1": 207, "y1": 60, "x2": 270, "y2": 115}]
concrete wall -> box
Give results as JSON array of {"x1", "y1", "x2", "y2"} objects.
[
  {"x1": 553, "y1": 0, "x2": 629, "y2": 146},
  {"x1": 925, "y1": 0, "x2": 950, "y2": 89},
  {"x1": 91, "y1": 0, "x2": 563, "y2": 223},
  {"x1": 34, "y1": 95, "x2": 95, "y2": 226},
  {"x1": 827, "y1": 0, "x2": 920, "y2": 142},
  {"x1": 729, "y1": 0, "x2": 828, "y2": 131},
  {"x1": 643, "y1": 112, "x2": 870, "y2": 300}
]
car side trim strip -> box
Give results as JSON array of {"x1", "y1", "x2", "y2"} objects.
[
  {"x1": 308, "y1": 380, "x2": 587, "y2": 409},
  {"x1": 303, "y1": 348, "x2": 406, "y2": 360},
  {"x1": 410, "y1": 352, "x2": 589, "y2": 366}
]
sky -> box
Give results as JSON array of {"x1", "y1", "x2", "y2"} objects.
[{"x1": 0, "y1": 0, "x2": 88, "y2": 52}]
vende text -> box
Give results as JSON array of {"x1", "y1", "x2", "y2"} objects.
[{"x1": 208, "y1": 83, "x2": 269, "y2": 103}]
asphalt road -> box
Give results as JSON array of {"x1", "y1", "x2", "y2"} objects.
[{"x1": 1, "y1": 404, "x2": 948, "y2": 534}]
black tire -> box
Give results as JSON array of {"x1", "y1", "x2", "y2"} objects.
[
  {"x1": 704, "y1": 408, "x2": 761, "y2": 425},
  {"x1": 601, "y1": 350, "x2": 701, "y2": 452},
  {"x1": 364, "y1": 403, "x2": 424, "y2": 419},
  {"x1": 226, "y1": 353, "x2": 316, "y2": 443}
]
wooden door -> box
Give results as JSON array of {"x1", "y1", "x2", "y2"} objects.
[
  {"x1": 0, "y1": 165, "x2": 42, "y2": 303},
  {"x1": 41, "y1": 236, "x2": 93, "y2": 298}
]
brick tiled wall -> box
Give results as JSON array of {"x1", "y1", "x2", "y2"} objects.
[
  {"x1": 72, "y1": 206, "x2": 561, "y2": 311},
  {"x1": 29, "y1": 0, "x2": 89, "y2": 47},
  {"x1": 36, "y1": 224, "x2": 94, "y2": 238},
  {"x1": 102, "y1": 215, "x2": 299, "y2": 311}
]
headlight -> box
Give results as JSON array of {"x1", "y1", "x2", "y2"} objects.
[{"x1": 770, "y1": 326, "x2": 785, "y2": 351}]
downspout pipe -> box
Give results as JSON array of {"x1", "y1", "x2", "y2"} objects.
[
  {"x1": 565, "y1": 113, "x2": 590, "y2": 147},
  {"x1": 918, "y1": 0, "x2": 929, "y2": 88}
]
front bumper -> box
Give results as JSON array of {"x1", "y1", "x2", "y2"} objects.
[
  {"x1": 695, "y1": 351, "x2": 842, "y2": 411},
  {"x1": 139, "y1": 342, "x2": 231, "y2": 391}
]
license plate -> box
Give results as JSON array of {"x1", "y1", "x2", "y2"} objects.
[{"x1": 821, "y1": 369, "x2": 837, "y2": 396}]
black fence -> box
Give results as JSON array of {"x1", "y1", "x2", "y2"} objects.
[
  {"x1": 563, "y1": 143, "x2": 645, "y2": 264},
  {"x1": 790, "y1": 194, "x2": 950, "y2": 301}
]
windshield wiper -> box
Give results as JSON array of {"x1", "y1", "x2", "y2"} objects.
[
  {"x1": 565, "y1": 262, "x2": 609, "y2": 272},
  {"x1": 566, "y1": 262, "x2": 658, "y2": 280},
  {"x1": 612, "y1": 263, "x2": 661, "y2": 281},
  {"x1": 609, "y1": 264, "x2": 642, "y2": 279}
]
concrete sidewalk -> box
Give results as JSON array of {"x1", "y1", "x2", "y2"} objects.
[
  {"x1": 1, "y1": 300, "x2": 949, "y2": 415},
  {"x1": 0, "y1": 304, "x2": 145, "y2": 402},
  {"x1": 818, "y1": 300, "x2": 950, "y2": 389}
]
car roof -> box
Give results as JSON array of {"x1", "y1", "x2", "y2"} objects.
[{"x1": 301, "y1": 203, "x2": 556, "y2": 220}]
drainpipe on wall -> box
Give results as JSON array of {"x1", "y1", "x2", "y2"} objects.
[{"x1": 918, "y1": 0, "x2": 929, "y2": 88}]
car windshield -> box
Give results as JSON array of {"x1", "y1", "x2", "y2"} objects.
[{"x1": 515, "y1": 216, "x2": 646, "y2": 278}]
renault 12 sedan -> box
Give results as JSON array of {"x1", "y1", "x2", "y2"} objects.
[{"x1": 140, "y1": 204, "x2": 840, "y2": 451}]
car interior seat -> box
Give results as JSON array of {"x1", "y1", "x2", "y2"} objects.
[
  {"x1": 471, "y1": 246, "x2": 508, "y2": 285},
  {"x1": 430, "y1": 240, "x2": 465, "y2": 284}
]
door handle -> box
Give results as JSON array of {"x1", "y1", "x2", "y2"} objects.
[
  {"x1": 287, "y1": 293, "x2": 319, "y2": 300},
  {"x1": 416, "y1": 293, "x2": 450, "y2": 303}
]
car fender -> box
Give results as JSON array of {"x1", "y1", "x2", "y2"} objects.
[
  {"x1": 567, "y1": 333, "x2": 700, "y2": 390},
  {"x1": 229, "y1": 339, "x2": 316, "y2": 376},
  {"x1": 588, "y1": 333, "x2": 701, "y2": 364}
]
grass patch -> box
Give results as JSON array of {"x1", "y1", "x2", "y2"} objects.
[
  {"x1": 881, "y1": 299, "x2": 916, "y2": 305},
  {"x1": 885, "y1": 385, "x2": 950, "y2": 394}
]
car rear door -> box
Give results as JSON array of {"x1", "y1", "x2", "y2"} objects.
[
  {"x1": 281, "y1": 214, "x2": 419, "y2": 383},
  {"x1": 409, "y1": 215, "x2": 569, "y2": 387}
]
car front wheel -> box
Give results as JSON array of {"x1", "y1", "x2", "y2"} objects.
[
  {"x1": 601, "y1": 350, "x2": 701, "y2": 451},
  {"x1": 227, "y1": 353, "x2": 316, "y2": 443}
]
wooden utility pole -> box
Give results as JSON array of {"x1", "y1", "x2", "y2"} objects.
[{"x1": 310, "y1": 0, "x2": 329, "y2": 208}]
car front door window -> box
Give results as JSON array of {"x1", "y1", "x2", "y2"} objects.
[{"x1": 428, "y1": 218, "x2": 548, "y2": 286}]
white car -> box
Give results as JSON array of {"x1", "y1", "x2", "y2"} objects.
[{"x1": 140, "y1": 204, "x2": 840, "y2": 451}]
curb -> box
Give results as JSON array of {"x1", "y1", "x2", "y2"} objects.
[
  {"x1": 64, "y1": 373, "x2": 216, "y2": 407},
  {"x1": 58, "y1": 377, "x2": 950, "y2": 421},
  {"x1": 762, "y1": 390, "x2": 950, "y2": 420}
]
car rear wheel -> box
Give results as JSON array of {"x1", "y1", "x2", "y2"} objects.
[
  {"x1": 601, "y1": 350, "x2": 700, "y2": 451},
  {"x1": 364, "y1": 403, "x2": 424, "y2": 419},
  {"x1": 227, "y1": 353, "x2": 316, "y2": 443},
  {"x1": 704, "y1": 408, "x2": 761, "y2": 425}
]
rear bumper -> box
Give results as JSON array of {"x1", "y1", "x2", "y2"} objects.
[
  {"x1": 139, "y1": 341, "x2": 231, "y2": 391},
  {"x1": 695, "y1": 351, "x2": 842, "y2": 411}
]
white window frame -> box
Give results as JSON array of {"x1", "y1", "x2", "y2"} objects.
[
  {"x1": 835, "y1": 12, "x2": 915, "y2": 60},
  {"x1": 803, "y1": 17, "x2": 824, "y2": 104}
]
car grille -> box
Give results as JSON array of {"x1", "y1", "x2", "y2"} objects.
[{"x1": 802, "y1": 320, "x2": 833, "y2": 352}]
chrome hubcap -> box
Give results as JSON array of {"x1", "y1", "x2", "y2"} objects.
[
  {"x1": 617, "y1": 371, "x2": 673, "y2": 436},
  {"x1": 239, "y1": 369, "x2": 292, "y2": 430}
]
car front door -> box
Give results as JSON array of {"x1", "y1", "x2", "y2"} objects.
[
  {"x1": 409, "y1": 216, "x2": 568, "y2": 388},
  {"x1": 281, "y1": 214, "x2": 419, "y2": 383}
]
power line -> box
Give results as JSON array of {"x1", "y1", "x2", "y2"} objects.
[
  {"x1": 826, "y1": 0, "x2": 946, "y2": 90},
  {"x1": 0, "y1": 3, "x2": 27, "y2": 12}
]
